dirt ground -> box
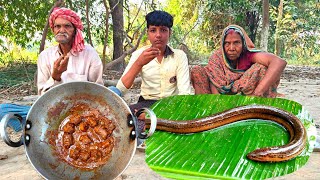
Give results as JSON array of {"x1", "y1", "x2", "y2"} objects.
[{"x1": 0, "y1": 65, "x2": 319, "y2": 179}]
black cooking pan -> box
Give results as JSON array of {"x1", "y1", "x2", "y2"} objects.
[{"x1": 0, "y1": 81, "x2": 157, "y2": 179}]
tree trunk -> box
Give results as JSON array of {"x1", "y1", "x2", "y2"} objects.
[
  {"x1": 245, "y1": 11, "x2": 260, "y2": 43},
  {"x1": 37, "y1": 0, "x2": 64, "y2": 87},
  {"x1": 260, "y1": 0, "x2": 269, "y2": 51},
  {"x1": 104, "y1": 27, "x2": 145, "y2": 71},
  {"x1": 108, "y1": 0, "x2": 124, "y2": 71},
  {"x1": 85, "y1": 0, "x2": 93, "y2": 47},
  {"x1": 102, "y1": 0, "x2": 110, "y2": 71},
  {"x1": 274, "y1": 0, "x2": 283, "y2": 56},
  {"x1": 39, "y1": 0, "x2": 64, "y2": 54}
]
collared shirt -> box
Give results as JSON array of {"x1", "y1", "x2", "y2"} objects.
[
  {"x1": 117, "y1": 45, "x2": 192, "y2": 100},
  {"x1": 37, "y1": 44, "x2": 104, "y2": 95}
]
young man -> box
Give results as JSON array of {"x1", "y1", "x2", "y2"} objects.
[{"x1": 116, "y1": 10, "x2": 192, "y2": 112}]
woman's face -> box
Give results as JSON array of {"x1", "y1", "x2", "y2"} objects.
[{"x1": 223, "y1": 31, "x2": 243, "y2": 61}]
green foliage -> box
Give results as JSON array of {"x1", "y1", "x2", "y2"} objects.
[
  {"x1": 64, "y1": 1, "x2": 113, "y2": 47},
  {"x1": 268, "y1": 0, "x2": 320, "y2": 65},
  {"x1": 0, "y1": 62, "x2": 37, "y2": 88},
  {"x1": 0, "y1": 0, "x2": 52, "y2": 48},
  {"x1": 146, "y1": 95, "x2": 316, "y2": 179},
  {"x1": 185, "y1": 0, "x2": 319, "y2": 65},
  {"x1": 123, "y1": 1, "x2": 150, "y2": 50},
  {"x1": 0, "y1": 0, "x2": 319, "y2": 66},
  {"x1": 204, "y1": 0, "x2": 261, "y2": 47},
  {"x1": 0, "y1": 43, "x2": 37, "y2": 89},
  {"x1": 0, "y1": 43, "x2": 38, "y2": 67},
  {"x1": 164, "y1": 0, "x2": 213, "y2": 58},
  {"x1": 163, "y1": 0, "x2": 265, "y2": 61}
]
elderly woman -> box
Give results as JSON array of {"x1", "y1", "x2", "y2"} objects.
[{"x1": 191, "y1": 25, "x2": 286, "y2": 98}]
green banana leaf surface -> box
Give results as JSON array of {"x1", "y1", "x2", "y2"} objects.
[{"x1": 145, "y1": 94, "x2": 316, "y2": 180}]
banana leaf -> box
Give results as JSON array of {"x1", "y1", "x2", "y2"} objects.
[{"x1": 145, "y1": 94, "x2": 316, "y2": 180}]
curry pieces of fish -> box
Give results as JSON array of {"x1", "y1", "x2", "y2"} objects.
[{"x1": 55, "y1": 105, "x2": 116, "y2": 170}]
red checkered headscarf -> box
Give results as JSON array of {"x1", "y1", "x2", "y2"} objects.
[{"x1": 49, "y1": 7, "x2": 85, "y2": 53}]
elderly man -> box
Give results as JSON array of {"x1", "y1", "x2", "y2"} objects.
[
  {"x1": 37, "y1": 7, "x2": 104, "y2": 95},
  {"x1": 0, "y1": 7, "x2": 104, "y2": 132}
]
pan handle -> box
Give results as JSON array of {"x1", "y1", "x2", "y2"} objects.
[
  {"x1": 0, "y1": 113, "x2": 24, "y2": 147},
  {"x1": 135, "y1": 108, "x2": 157, "y2": 139}
]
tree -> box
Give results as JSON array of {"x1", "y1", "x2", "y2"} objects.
[
  {"x1": 102, "y1": 0, "x2": 111, "y2": 70},
  {"x1": 85, "y1": 0, "x2": 94, "y2": 47},
  {"x1": 2, "y1": 0, "x2": 319, "y2": 68},
  {"x1": 201, "y1": 0, "x2": 262, "y2": 50},
  {"x1": 270, "y1": 0, "x2": 320, "y2": 63},
  {"x1": 245, "y1": 10, "x2": 260, "y2": 43},
  {"x1": 108, "y1": 0, "x2": 124, "y2": 71},
  {"x1": 0, "y1": 1, "x2": 52, "y2": 48},
  {"x1": 39, "y1": 0, "x2": 65, "y2": 53},
  {"x1": 104, "y1": 28, "x2": 145, "y2": 70},
  {"x1": 274, "y1": 0, "x2": 283, "y2": 56},
  {"x1": 260, "y1": 0, "x2": 270, "y2": 51}
]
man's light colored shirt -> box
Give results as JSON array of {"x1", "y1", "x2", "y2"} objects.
[
  {"x1": 37, "y1": 44, "x2": 104, "y2": 95},
  {"x1": 117, "y1": 45, "x2": 192, "y2": 100}
]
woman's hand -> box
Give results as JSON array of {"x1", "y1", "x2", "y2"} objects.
[
  {"x1": 252, "y1": 52, "x2": 287, "y2": 97},
  {"x1": 252, "y1": 89, "x2": 265, "y2": 97}
]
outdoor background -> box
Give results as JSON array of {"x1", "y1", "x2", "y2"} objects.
[
  {"x1": 0, "y1": 0, "x2": 319, "y2": 96},
  {"x1": 1, "y1": 1, "x2": 320, "y2": 179}
]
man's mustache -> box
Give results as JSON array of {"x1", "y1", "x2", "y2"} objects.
[{"x1": 55, "y1": 33, "x2": 69, "y2": 39}]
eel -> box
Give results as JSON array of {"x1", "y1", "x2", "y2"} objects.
[{"x1": 145, "y1": 105, "x2": 307, "y2": 162}]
